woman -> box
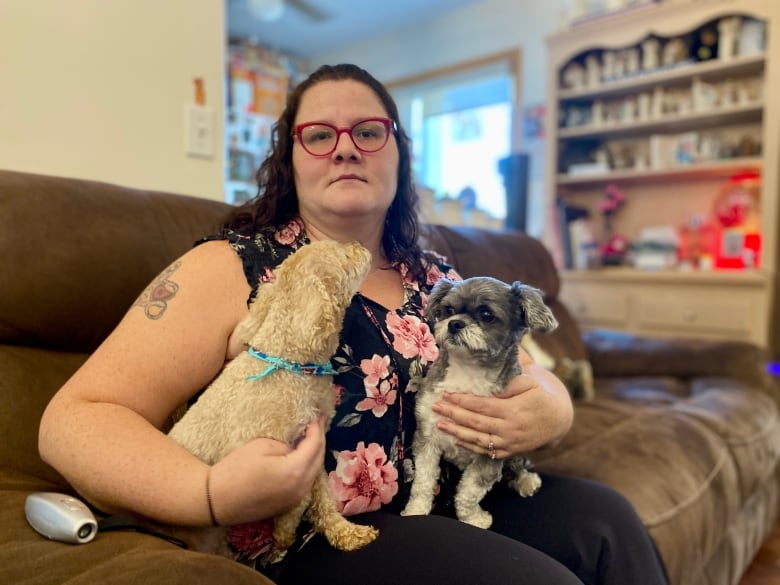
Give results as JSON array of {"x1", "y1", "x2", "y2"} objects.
[{"x1": 39, "y1": 64, "x2": 667, "y2": 585}]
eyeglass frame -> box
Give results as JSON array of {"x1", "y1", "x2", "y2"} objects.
[{"x1": 292, "y1": 117, "x2": 398, "y2": 157}]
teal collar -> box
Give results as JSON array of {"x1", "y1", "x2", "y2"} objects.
[{"x1": 246, "y1": 347, "x2": 337, "y2": 381}]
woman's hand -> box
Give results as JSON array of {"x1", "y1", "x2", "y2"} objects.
[
  {"x1": 208, "y1": 417, "x2": 327, "y2": 525},
  {"x1": 431, "y1": 363, "x2": 573, "y2": 460}
]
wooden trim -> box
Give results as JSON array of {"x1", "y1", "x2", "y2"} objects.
[
  {"x1": 384, "y1": 49, "x2": 523, "y2": 151},
  {"x1": 384, "y1": 49, "x2": 520, "y2": 89}
]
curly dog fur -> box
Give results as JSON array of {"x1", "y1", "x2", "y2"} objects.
[{"x1": 168, "y1": 240, "x2": 378, "y2": 554}]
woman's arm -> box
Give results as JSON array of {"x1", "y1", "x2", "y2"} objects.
[
  {"x1": 39, "y1": 240, "x2": 325, "y2": 526},
  {"x1": 431, "y1": 346, "x2": 574, "y2": 459}
]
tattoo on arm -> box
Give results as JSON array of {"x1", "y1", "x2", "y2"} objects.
[{"x1": 133, "y1": 261, "x2": 182, "y2": 320}]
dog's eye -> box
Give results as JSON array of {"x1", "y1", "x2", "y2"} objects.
[
  {"x1": 478, "y1": 308, "x2": 495, "y2": 323},
  {"x1": 441, "y1": 306, "x2": 456, "y2": 318}
]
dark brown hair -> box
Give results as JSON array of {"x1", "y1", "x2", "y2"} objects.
[{"x1": 224, "y1": 63, "x2": 425, "y2": 279}]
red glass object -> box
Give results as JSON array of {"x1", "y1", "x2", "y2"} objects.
[{"x1": 712, "y1": 171, "x2": 761, "y2": 269}]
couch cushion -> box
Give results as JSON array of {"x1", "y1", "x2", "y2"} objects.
[
  {"x1": 0, "y1": 170, "x2": 231, "y2": 353},
  {"x1": 534, "y1": 381, "x2": 780, "y2": 585},
  {"x1": 0, "y1": 346, "x2": 89, "y2": 485},
  {"x1": 421, "y1": 224, "x2": 560, "y2": 298},
  {"x1": 0, "y1": 470, "x2": 272, "y2": 585}
]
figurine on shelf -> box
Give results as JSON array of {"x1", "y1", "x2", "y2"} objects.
[
  {"x1": 692, "y1": 77, "x2": 718, "y2": 111},
  {"x1": 612, "y1": 50, "x2": 627, "y2": 78},
  {"x1": 586, "y1": 54, "x2": 601, "y2": 88},
  {"x1": 637, "y1": 92, "x2": 652, "y2": 120},
  {"x1": 641, "y1": 37, "x2": 661, "y2": 71},
  {"x1": 739, "y1": 18, "x2": 766, "y2": 56},
  {"x1": 602, "y1": 51, "x2": 616, "y2": 81},
  {"x1": 718, "y1": 16, "x2": 742, "y2": 60},
  {"x1": 651, "y1": 86, "x2": 664, "y2": 118},
  {"x1": 662, "y1": 37, "x2": 689, "y2": 67},
  {"x1": 591, "y1": 100, "x2": 604, "y2": 127},
  {"x1": 562, "y1": 61, "x2": 586, "y2": 90},
  {"x1": 624, "y1": 48, "x2": 640, "y2": 76},
  {"x1": 678, "y1": 214, "x2": 717, "y2": 270}
]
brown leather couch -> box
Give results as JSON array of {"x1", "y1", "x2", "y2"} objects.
[{"x1": 1, "y1": 169, "x2": 778, "y2": 585}]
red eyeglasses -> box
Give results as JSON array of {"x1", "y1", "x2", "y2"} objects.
[{"x1": 293, "y1": 117, "x2": 397, "y2": 157}]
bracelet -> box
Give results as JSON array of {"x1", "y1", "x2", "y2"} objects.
[{"x1": 205, "y1": 468, "x2": 220, "y2": 527}]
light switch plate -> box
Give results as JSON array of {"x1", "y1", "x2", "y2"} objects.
[{"x1": 185, "y1": 104, "x2": 215, "y2": 159}]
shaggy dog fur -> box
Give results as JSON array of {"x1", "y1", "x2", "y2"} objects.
[
  {"x1": 168, "y1": 240, "x2": 378, "y2": 553},
  {"x1": 520, "y1": 334, "x2": 595, "y2": 401},
  {"x1": 402, "y1": 277, "x2": 558, "y2": 529}
]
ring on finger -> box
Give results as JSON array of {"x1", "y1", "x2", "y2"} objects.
[{"x1": 487, "y1": 434, "x2": 496, "y2": 460}]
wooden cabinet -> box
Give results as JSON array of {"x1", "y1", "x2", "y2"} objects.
[
  {"x1": 559, "y1": 269, "x2": 768, "y2": 344},
  {"x1": 544, "y1": 0, "x2": 780, "y2": 353}
]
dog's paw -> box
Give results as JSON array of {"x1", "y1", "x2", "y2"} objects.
[
  {"x1": 272, "y1": 524, "x2": 298, "y2": 551},
  {"x1": 459, "y1": 508, "x2": 493, "y2": 530},
  {"x1": 325, "y1": 521, "x2": 379, "y2": 551},
  {"x1": 400, "y1": 500, "x2": 432, "y2": 517},
  {"x1": 510, "y1": 471, "x2": 542, "y2": 497}
]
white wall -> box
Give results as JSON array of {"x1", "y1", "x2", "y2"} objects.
[
  {"x1": 316, "y1": 0, "x2": 562, "y2": 105},
  {"x1": 314, "y1": 0, "x2": 565, "y2": 235},
  {"x1": 0, "y1": 0, "x2": 226, "y2": 200}
]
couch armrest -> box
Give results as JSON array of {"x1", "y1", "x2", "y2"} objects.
[{"x1": 583, "y1": 329, "x2": 777, "y2": 394}]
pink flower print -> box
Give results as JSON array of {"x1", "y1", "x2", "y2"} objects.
[
  {"x1": 275, "y1": 220, "x2": 301, "y2": 246},
  {"x1": 258, "y1": 267, "x2": 275, "y2": 284},
  {"x1": 328, "y1": 442, "x2": 399, "y2": 516},
  {"x1": 227, "y1": 519, "x2": 275, "y2": 561},
  {"x1": 386, "y1": 312, "x2": 438, "y2": 363},
  {"x1": 356, "y1": 378, "x2": 397, "y2": 418},
  {"x1": 425, "y1": 263, "x2": 446, "y2": 286},
  {"x1": 360, "y1": 354, "x2": 390, "y2": 386}
]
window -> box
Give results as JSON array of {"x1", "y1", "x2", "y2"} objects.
[{"x1": 388, "y1": 51, "x2": 521, "y2": 224}]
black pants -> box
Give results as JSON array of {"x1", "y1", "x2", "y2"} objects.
[{"x1": 277, "y1": 473, "x2": 669, "y2": 585}]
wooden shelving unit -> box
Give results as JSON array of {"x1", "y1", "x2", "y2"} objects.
[{"x1": 543, "y1": 0, "x2": 780, "y2": 352}]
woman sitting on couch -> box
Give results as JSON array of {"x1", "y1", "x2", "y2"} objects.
[{"x1": 39, "y1": 63, "x2": 668, "y2": 585}]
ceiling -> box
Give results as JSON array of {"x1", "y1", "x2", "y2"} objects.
[{"x1": 226, "y1": 0, "x2": 481, "y2": 59}]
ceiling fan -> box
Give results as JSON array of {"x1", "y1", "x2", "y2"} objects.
[{"x1": 248, "y1": 0, "x2": 330, "y2": 23}]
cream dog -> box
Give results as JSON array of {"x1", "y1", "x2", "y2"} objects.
[
  {"x1": 168, "y1": 240, "x2": 378, "y2": 553},
  {"x1": 402, "y1": 277, "x2": 558, "y2": 529}
]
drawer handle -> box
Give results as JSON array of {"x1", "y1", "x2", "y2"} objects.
[{"x1": 683, "y1": 308, "x2": 697, "y2": 322}]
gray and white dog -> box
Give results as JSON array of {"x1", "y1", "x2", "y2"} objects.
[{"x1": 402, "y1": 276, "x2": 558, "y2": 529}]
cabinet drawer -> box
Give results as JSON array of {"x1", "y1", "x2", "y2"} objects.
[
  {"x1": 560, "y1": 283, "x2": 629, "y2": 327},
  {"x1": 634, "y1": 292, "x2": 754, "y2": 335}
]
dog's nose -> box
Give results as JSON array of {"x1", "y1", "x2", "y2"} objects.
[{"x1": 448, "y1": 320, "x2": 465, "y2": 334}]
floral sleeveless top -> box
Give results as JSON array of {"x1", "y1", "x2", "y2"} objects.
[{"x1": 198, "y1": 219, "x2": 460, "y2": 572}]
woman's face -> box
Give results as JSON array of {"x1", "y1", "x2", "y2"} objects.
[{"x1": 292, "y1": 80, "x2": 399, "y2": 226}]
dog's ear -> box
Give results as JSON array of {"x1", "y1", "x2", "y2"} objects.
[
  {"x1": 235, "y1": 289, "x2": 272, "y2": 345},
  {"x1": 425, "y1": 278, "x2": 456, "y2": 321},
  {"x1": 510, "y1": 282, "x2": 558, "y2": 333}
]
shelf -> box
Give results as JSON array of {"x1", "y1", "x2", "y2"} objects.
[
  {"x1": 546, "y1": 2, "x2": 777, "y2": 351},
  {"x1": 558, "y1": 53, "x2": 766, "y2": 102},
  {"x1": 557, "y1": 156, "x2": 762, "y2": 187},
  {"x1": 558, "y1": 102, "x2": 763, "y2": 140},
  {"x1": 561, "y1": 267, "x2": 768, "y2": 286}
]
